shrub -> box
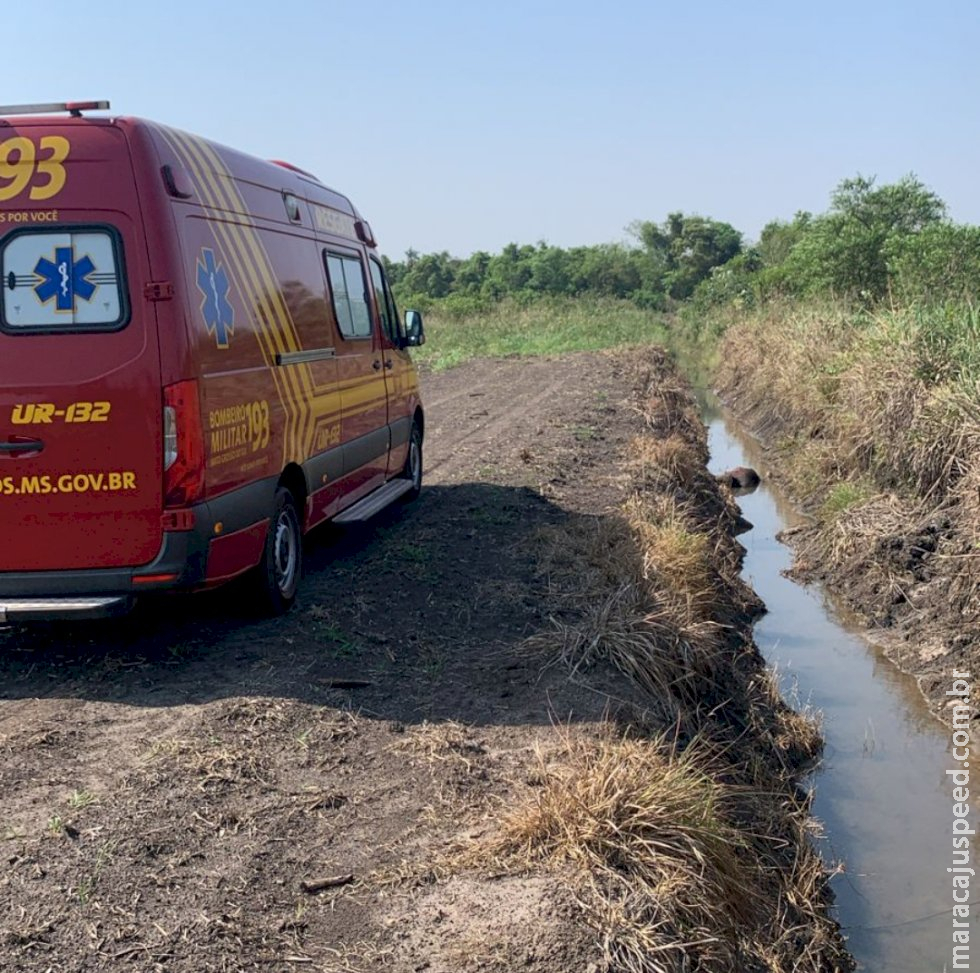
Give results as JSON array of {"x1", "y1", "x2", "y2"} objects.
[{"x1": 886, "y1": 223, "x2": 980, "y2": 306}]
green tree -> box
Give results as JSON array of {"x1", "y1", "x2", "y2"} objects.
[
  {"x1": 482, "y1": 243, "x2": 536, "y2": 299},
  {"x1": 528, "y1": 244, "x2": 573, "y2": 296},
  {"x1": 452, "y1": 250, "x2": 490, "y2": 295},
  {"x1": 630, "y1": 213, "x2": 742, "y2": 300},
  {"x1": 381, "y1": 253, "x2": 404, "y2": 287},
  {"x1": 784, "y1": 174, "x2": 946, "y2": 302},
  {"x1": 398, "y1": 251, "x2": 456, "y2": 299},
  {"x1": 567, "y1": 244, "x2": 642, "y2": 298},
  {"x1": 757, "y1": 212, "x2": 812, "y2": 267}
]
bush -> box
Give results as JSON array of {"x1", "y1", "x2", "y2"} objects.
[
  {"x1": 886, "y1": 223, "x2": 980, "y2": 306},
  {"x1": 780, "y1": 175, "x2": 946, "y2": 303},
  {"x1": 687, "y1": 251, "x2": 762, "y2": 314}
]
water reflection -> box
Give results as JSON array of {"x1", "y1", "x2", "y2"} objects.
[{"x1": 705, "y1": 407, "x2": 973, "y2": 972}]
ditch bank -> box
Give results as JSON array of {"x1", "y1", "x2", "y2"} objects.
[
  {"x1": 457, "y1": 350, "x2": 850, "y2": 972},
  {"x1": 0, "y1": 349, "x2": 849, "y2": 972},
  {"x1": 714, "y1": 312, "x2": 978, "y2": 727}
]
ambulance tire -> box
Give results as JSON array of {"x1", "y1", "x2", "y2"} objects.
[
  {"x1": 253, "y1": 486, "x2": 303, "y2": 615},
  {"x1": 401, "y1": 421, "x2": 423, "y2": 503}
]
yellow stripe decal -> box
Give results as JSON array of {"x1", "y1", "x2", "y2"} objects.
[
  {"x1": 162, "y1": 126, "x2": 389, "y2": 466},
  {"x1": 166, "y1": 130, "x2": 308, "y2": 462},
  {"x1": 187, "y1": 136, "x2": 319, "y2": 457}
]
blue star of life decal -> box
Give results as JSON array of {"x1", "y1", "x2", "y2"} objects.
[
  {"x1": 33, "y1": 247, "x2": 97, "y2": 312},
  {"x1": 196, "y1": 248, "x2": 234, "y2": 349}
]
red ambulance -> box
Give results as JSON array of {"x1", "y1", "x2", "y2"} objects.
[{"x1": 0, "y1": 101, "x2": 425, "y2": 620}]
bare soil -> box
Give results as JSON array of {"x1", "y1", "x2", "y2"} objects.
[{"x1": 0, "y1": 350, "x2": 840, "y2": 972}]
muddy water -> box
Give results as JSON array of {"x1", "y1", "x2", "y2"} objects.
[{"x1": 704, "y1": 403, "x2": 975, "y2": 972}]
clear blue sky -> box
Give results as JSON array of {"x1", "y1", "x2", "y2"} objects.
[{"x1": 6, "y1": 0, "x2": 978, "y2": 260}]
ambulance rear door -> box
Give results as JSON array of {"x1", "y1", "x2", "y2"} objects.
[{"x1": 0, "y1": 118, "x2": 163, "y2": 572}]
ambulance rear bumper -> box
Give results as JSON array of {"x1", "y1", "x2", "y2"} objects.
[
  {"x1": 0, "y1": 479, "x2": 277, "y2": 615},
  {"x1": 0, "y1": 597, "x2": 132, "y2": 623},
  {"x1": 0, "y1": 528, "x2": 207, "y2": 602}
]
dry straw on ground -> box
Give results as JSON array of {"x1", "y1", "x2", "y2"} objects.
[{"x1": 476, "y1": 730, "x2": 841, "y2": 973}]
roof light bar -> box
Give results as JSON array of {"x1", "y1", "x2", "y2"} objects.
[
  {"x1": 0, "y1": 101, "x2": 110, "y2": 117},
  {"x1": 270, "y1": 159, "x2": 321, "y2": 181}
]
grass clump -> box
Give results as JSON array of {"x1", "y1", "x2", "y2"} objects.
[
  {"x1": 820, "y1": 481, "x2": 874, "y2": 518},
  {"x1": 486, "y1": 733, "x2": 754, "y2": 971},
  {"x1": 627, "y1": 498, "x2": 717, "y2": 619},
  {"x1": 477, "y1": 729, "x2": 843, "y2": 973}
]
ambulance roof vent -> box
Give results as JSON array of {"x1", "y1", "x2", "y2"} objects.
[{"x1": 0, "y1": 101, "x2": 110, "y2": 117}]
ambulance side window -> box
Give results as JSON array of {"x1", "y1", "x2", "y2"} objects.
[
  {"x1": 1, "y1": 226, "x2": 128, "y2": 333},
  {"x1": 368, "y1": 258, "x2": 403, "y2": 344},
  {"x1": 324, "y1": 251, "x2": 372, "y2": 339}
]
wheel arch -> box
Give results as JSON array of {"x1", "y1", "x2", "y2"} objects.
[{"x1": 277, "y1": 463, "x2": 308, "y2": 528}]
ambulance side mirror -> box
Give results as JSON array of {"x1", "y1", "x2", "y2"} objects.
[{"x1": 404, "y1": 309, "x2": 425, "y2": 347}]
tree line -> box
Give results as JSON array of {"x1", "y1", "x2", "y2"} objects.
[
  {"x1": 384, "y1": 174, "x2": 980, "y2": 315},
  {"x1": 382, "y1": 213, "x2": 742, "y2": 314}
]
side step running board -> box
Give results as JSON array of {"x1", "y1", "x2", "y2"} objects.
[
  {"x1": 333, "y1": 479, "x2": 414, "y2": 524},
  {"x1": 0, "y1": 596, "x2": 132, "y2": 623}
]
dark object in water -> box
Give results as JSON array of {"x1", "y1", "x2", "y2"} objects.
[
  {"x1": 733, "y1": 514, "x2": 754, "y2": 534},
  {"x1": 718, "y1": 466, "x2": 761, "y2": 490}
]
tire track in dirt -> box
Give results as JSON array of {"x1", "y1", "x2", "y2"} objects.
[
  {"x1": 0, "y1": 351, "x2": 668, "y2": 973},
  {"x1": 422, "y1": 358, "x2": 568, "y2": 481}
]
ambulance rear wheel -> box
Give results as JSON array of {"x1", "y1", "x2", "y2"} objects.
[
  {"x1": 401, "y1": 422, "x2": 423, "y2": 502},
  {"x1": 254, "y1": 487, "x2": 302, "y2": 614}
]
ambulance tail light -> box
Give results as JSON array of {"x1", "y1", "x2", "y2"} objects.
[{"x1": 163, "y1": 380, "x2": 205, "y2": 508}]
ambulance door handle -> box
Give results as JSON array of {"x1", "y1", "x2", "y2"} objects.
[
  {"x1": 383, "y1": 359, "x2": 393, "y2": 369},
  {"x1": 372, "y1": 360, "x2": 382, "y2": 370},
  {"x1": 0, "y1": 437, "x2": 44, "y2": 457}
]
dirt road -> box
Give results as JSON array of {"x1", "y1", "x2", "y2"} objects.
[
  {"x1": 0, "y1": 352, "x2": 664, "y2": 972},
  {"x1": 1, "y1": 349, "x2": 851, "y2": 973}
]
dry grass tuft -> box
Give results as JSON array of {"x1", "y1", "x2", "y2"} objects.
[
  {"x1": 639, "y1": 371, "x2": 709, "y2": 462},
  {"x1": 625, "y1": 495, "x2": 722, "y2": 624},
  {"x1": 528, "y1": 582, "x2": 713, "y2": 728},
  {"x1": 627, "y1": 434, "x2": 703, "y2": 488},
  {"x1": 529, "y1": 497, "x2": 736, "y2": 727},
  {"x1": 949, "y1": 450, "x2": 980, "y2": 618},
  {"x1": 469, "y1": 730, "x2": 845, "y2": 973},
  {"x1": 745, "y1": 667, "x2": 824, "y2": 767}
]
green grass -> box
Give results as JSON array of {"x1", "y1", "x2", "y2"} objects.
[
  {"x1": 320, "y1": 624, "x2": 362, "y2": 659},
  {"x1": 67, "y1": 789, "x2": 98, "y2": 810},
  {"x1": 820, "y1": 481, "x2": 873, "y2": 518},
  {"x1": 908, "y1": 302, "x2": 980, "y2": 384},
  {"x1": 75, "y1": 839, "x2": 116, "y2": 906},
  {"x1": 412, "y1": 296, "x2": 668, "y2": 371},
  {"x1": 393, "y1": 542, "x2": 428, "y2": 564}
]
